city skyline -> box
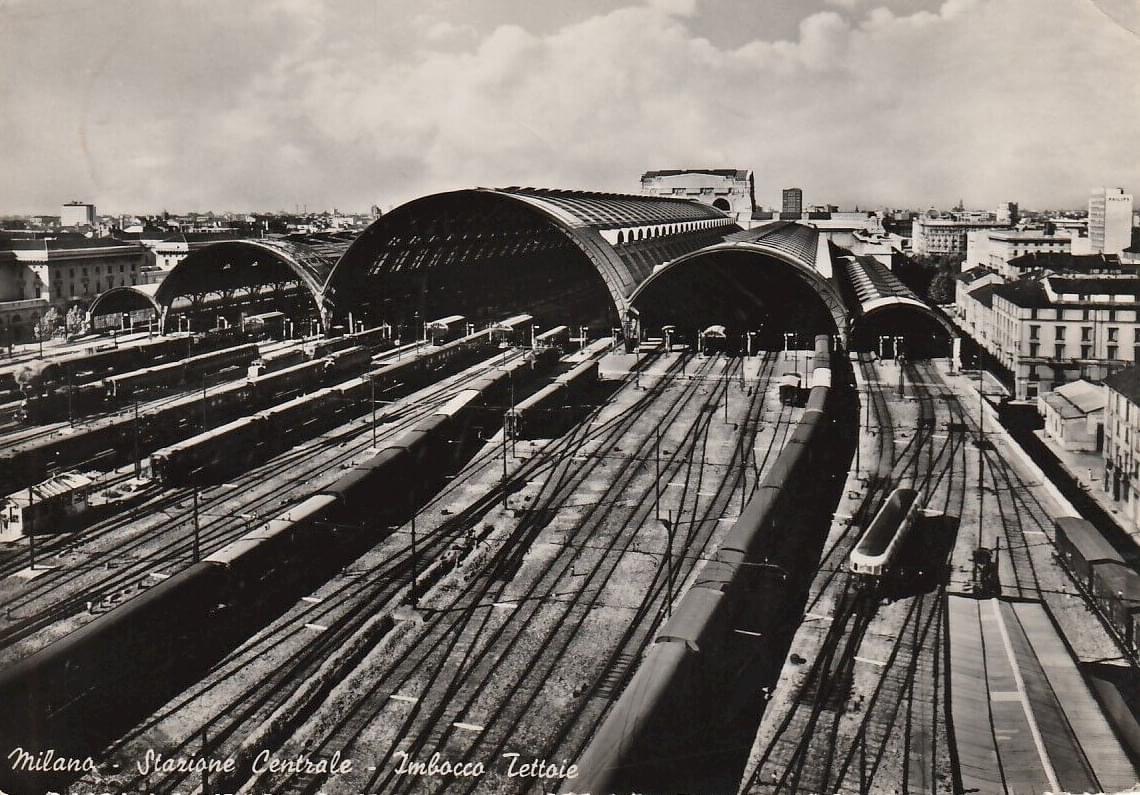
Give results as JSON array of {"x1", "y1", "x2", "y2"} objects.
[{"x1": 2, "y1": 0, "x2": 1138, "y2": 215}]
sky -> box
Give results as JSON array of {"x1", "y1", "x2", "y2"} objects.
[{"x1": 0, "y1": 0, "x2": 1138, "y2": 215}]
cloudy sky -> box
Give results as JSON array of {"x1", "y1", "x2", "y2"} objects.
[{"x1": 1, "y1": 0, "x2": 1137, "y2": 215}]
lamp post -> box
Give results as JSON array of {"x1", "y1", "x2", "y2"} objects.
[
  {"x1": 663, "y1": 510, "x2": 674, "y2": 617},
  {"x1": 783, "y1": 332, "x2": 794, "y2": 361},
  {"x1": 192, "y1": 483, "x2": 200, "y2": 563},
  {"x1": 654, "y1": 427, "x2": 661, "y2": 521},
  {"x1": 370, "y1": 374, "x2": 377, "y2": 448},
  {"x1": 410, "y1": 488, "x2": 418, "y2": 609},
  {"x1": 26, "y1": 484, "x2": 37, "y2": 570}
]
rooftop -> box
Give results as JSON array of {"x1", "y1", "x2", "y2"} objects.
[
  {"x1": 988, "y1": 230, "x2": 1071, "y2": 242},
  {"x1": 5, "y1": 471, "x2": 92, "y2": 505},
  {"x1": 957, "y1": 266, "x2": 998, "y2": 283},
  {"x1": 1105, "y1": 365, "x2": 1140, "y2": 405},
  {"x1": 641, "y1": 169, "x2": 751, "y2": 181},
  {"x1": 1041, "y1": 379, "x2": 1105, "y2": 419},
  {"x1": 967, "y1": 282, "x2": 998, "y2": 308},
  {"x1": 1007, "y1": 252, "x2": 1122, "y2": 272}
]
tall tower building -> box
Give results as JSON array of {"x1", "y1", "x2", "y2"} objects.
[
  {"x1": 781, "y1": 188, "x2": 803, "y2": 217},
  {"x1": 1089, "y1": 187, "x2": 1133, "y2": 255}
]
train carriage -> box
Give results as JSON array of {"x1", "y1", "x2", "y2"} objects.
[
  {"x1": 1054, "y1": 516, "x2": 1124, "y2": 593},
  {"x1": 427, "y1": 315, "x2": 466, "y2": 345},
  {"x1": 850, "y1": 487, "x2": 921, "y2": 578}
]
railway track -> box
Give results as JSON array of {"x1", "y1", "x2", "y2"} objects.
[
  {"x1": 742, "y1": 359, "x2": 968, "y2": 794},
  {"x1": 240, "y1": 353, "x2": 792, "y2": 795},
  {"x1": 274, "y1": 354, "x2": 730, "y2": 795},
  {"x1": 101, "y1": 348, "x2": 683, "y2": 793}
]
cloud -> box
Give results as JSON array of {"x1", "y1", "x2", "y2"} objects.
[{"x1": 0, "y1": 0, "x2": 1137, "y2": 213}]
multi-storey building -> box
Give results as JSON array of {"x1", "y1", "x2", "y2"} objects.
[
  {"x1": 639, "y1": 170, "x2": 755, "y2": 226},
  {"x1": 912, "y1": 214, "x2": 1004, "y2": 256},
  {"x1": 0, "y1": 237, "x2": 146, "y2": 341},
  {"x1": 995, "y1": 201, "x2": 1019, "y2": 225},
  {"x1": 970, "y1": 230, "x2": 1072, "y2": 276},
  {"x1": 986, "y1": 274, "x2": 1140, "y2": 399},
  {"x1": 781, "y1": 188, "x2": 803, "y2": 218},
  {"x1": 1102, "y1": 367, "x2": 1140, "y2": 528},
  {"x1": 1090, "y1": 187, "x2": 1133, "y2": 255},
  {"x1": 60, "y1": 201, "x2": 96, "y2": 227},
  {"x1": 953, "y1": 267, "x2": 1003, "y2": 345}
]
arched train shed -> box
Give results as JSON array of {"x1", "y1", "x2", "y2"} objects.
[
  {"x1": 323, "y1": 188, "x2": 738, "y2": 336},
  {"x1": 153, "y1": 235, "x2": 353, "y2": 333},
  {"x1": 630, "y1": 222, "x2": 849, "y2": 352},
  {"x1": 836, "y1": 253, "x2": 954, "y2": 358},
  {"x1": 87, "y1": 283, "x2": 161, "y2": 330}
]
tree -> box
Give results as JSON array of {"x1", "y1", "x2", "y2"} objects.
[
  {"x1": 35, "y1": 307, "x2": 61, "y2": 340},
  {"x1": 65, "y1": 304, "x2": 87, "y2": 336},
  {"x1": 927, "y1": 270, "x2": 956, "y2": 304}
]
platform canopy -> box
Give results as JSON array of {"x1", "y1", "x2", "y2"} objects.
[{"x1": 323, "y1": 188, "x2": 738, "y2": 332}]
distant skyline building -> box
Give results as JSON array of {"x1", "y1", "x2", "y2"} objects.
[
  {"x1": 1089, "y1": 187, "x2": 1133, "y2": 255},
  {"x1": 996, "y1": 201, "x2": 1019, "y2": 225},
  {"x1": 781, "y1": 188, "x2": 803, "y2": 217},
  {"x1": 639, "y1": 169, "x2": 755, "y2": 225},
  {"x1": 60, "y1": 201, "x2": 95, "y2": 227}
]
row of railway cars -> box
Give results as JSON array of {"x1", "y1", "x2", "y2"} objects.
[
  {"x1": 0, "y1": 342, "x2": 548, "y2": 791},
  {"x1": 14, "y1": 328, "x2": 247, "y2": 393},
  {"x1": 573, "y1": 334, "x2": 837, "y2": 793},
  {"x1": 0, "y1": 346, "x2": 370, "y2": 494},
  {"x1": 18, "y1": 324, "x2": 398, "y2": 424},
  {"x1": 1053, "y1": 515, "x2": 1140, "y2": 657},
  {"x1": 149, "y1": 318, "x2": 544, "y2": 486}
]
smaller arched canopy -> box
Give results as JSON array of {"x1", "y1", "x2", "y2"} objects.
[
  {"x1": 629, "y1": 236, "x2": 850, "y2": 346},
  {"x1": 154, "y1": 239, "x2": 343, "y2": 326},
  {"x1": 88, "y1": 283, "x2": 161, "y2": 321},
  {"x1": 839, "y1": 255, "x2": 954, "y2": 355}
]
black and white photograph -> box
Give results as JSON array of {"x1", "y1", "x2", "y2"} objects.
[{"x1": 1, "y1": 1, "x2": 1140, "y2": 793}]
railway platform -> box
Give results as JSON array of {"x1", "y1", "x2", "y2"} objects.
[
  {"x1": 1036, "y1": 427, "x2": 1140, "y2": 545},
  {"x1": 948, "y1": 596, "x2": 1135, "y2": 795}
]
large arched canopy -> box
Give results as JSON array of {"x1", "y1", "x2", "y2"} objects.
[
  {"x1": 324, "y1": 188, "x2": 736, "y2": 333},
  {"x1": 629, "y1": 232, "x2": 849, "y2": 352},
  {"x1": 155, "y1": 238, "x2": 344, "y2": 333}
]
